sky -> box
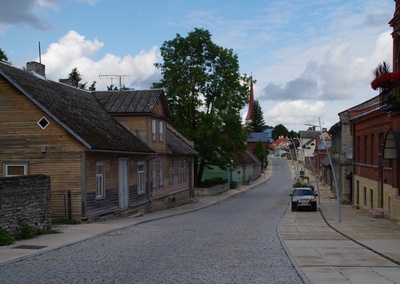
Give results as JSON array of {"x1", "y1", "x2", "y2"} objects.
[{"x1": 0, "y1": 0, "x2": 395, "y2": 132}]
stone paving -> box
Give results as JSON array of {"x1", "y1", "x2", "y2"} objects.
[
  {"x1": 1, "y1": 157, "x2": 400, "y2": 283},
  {"x1": 279, "y1": 159, "x2": 400, "y2": 284}
]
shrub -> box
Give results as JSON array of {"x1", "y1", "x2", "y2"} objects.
[
  {"x1": 15, "y1": 224, "x2": 36, "y2": 240},
  {"x1": 0, "y1": 228, "x2": 15, "y2": 246}
]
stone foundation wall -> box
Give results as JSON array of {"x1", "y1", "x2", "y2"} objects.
[
  {"x1": 149, "y1": 189, "x2": 191, "y2": 212},
  {"x1": 0, "y1": 175, "x2": 51, "y2": 236},
  {"x1": 195, "y1": 183, "x2": 230, "y2": 196}
]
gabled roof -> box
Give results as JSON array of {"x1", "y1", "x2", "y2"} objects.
[
  {"x1": 94, "y1": 89, "x2": 171, "y2": 118},
  {"x1": 247, "y1": 132, "x2": 271, "y2": 143},
  {"x1": 238, "y1": 150, "x2": 262, "y2": 165},
  {"x1": 299, "y1": 130, "x2": 320, "y2": 139},
  {"x1": 166, "y1": 127, "x2": 198, "y2": 156},
  {"x1": 0, "y1": 62, "x2": 154, "y2": 154}
]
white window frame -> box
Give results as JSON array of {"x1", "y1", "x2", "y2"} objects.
[
  {"x1": 96, "y1": 162, "x2": 105, "y2": 199},
  {"x1": 159, "y1": 120, "x2": 164, "y2": 143},
  {"x1": 4, "y1": 162, "x2": 28, "y2": 177},
  {"x1": 138, "y1": 162, "x2": 146, "y2": 194},
  {"x1": 152, "y1": 161, "x2": 157, "y2": 190},
  {"x1": 159, "y1": 161, "x2": 164, "y2": 187},
  {"x1": 152, "y1": 119, "x2": 157, "y2": 142}
]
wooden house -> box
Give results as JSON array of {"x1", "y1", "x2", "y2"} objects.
[{"x1": 0, "y1": 61, "x2": 197, "y2": 221}]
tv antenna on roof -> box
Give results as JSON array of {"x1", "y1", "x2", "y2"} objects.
[{"x1": 99, "y1": 74, "x2": 129, "y2": 90}]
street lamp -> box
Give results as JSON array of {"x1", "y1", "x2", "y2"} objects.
[
  {"x1": 305, "y1": 117, "x2": 341, "y2": 222},
  {"x1": 288, "y1": 138, "x2": 299, "y2": 179},
  {"x1": 289, "y1": 137, "x2": 299, "y2": 181}
]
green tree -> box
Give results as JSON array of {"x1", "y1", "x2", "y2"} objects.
[
  {"x1": 153, "y1": 28, "x2": 250, "y2": 185},
  {"x1": 253, "y1": 140, "x2": 268, "y2": 169},
  {"x1": 68, "y1": 67, "x2": 82, "y2": 88},
  {"x1": 251, "y1": 100, "x2": 267, "y2": 132},
  {"x1": 271, "y1": 124, "x2": 289, "y2": 140},
  {"x1": 288, "y1": 130, "x2": 299, "y2": 139},
  {"x1": 107, "y1": 84, "x2": 118, "y2": 90},
  {"x1": 88, "y1": 81, "x2": 97, "y2": 91},
  {"x1": 0, "y1": 48, "x2": 10, "y2": 64}
]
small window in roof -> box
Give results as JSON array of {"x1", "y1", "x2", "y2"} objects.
[{"x1": 37, "y1": 116, "x2": 50, "y2": 130}]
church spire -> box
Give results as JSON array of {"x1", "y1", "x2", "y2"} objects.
[{"x1": 246, "y1": 76, "x2": 254, "y2": 122}]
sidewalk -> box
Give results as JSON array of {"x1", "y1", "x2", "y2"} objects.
[
  {"x1": 279, "y1": 159, "x2": 400, "y2": 283},
  {"x1": 1, "y1": 158, "x2": 400, "y2": 284}
]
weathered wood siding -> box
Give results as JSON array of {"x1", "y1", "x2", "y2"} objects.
[
  {"x1": 151, "y1": 154, "x2": 192, "y2": 200},
  {"x1": 84, "y1": 153, "x2": 151, "y2": 217},
  {"x1": 0, "y1": 77, "x2": 86, "y2": 219}
]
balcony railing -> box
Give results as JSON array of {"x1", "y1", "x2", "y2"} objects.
[{"x1": 380, "y1": 88, "x2": 400, "y2": 111}]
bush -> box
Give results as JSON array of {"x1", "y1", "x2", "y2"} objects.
[
  {"x1": 15, "y1": 224, "x2": 36, "y2": 240},
  {"x1": 0, "y1": 228, "x2": 15, "y2": 246}
]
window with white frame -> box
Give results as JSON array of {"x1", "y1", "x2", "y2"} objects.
[
  {"x1": 96, "y1": 162, "x2": 105, "y2": 199},
  {"x1": 169, "y1": 160, "x2": 174, "y2": 185},
  {"x1": 152, "y1": 161, "x2": 157, "y2": 190},
  {"x1": 152, "y1": 119, "x2": 157, "y2": 142},
  {"x1": 159, "y1": 121, "x2": 164, "y2": 143},
  {"x1": 4, "y1": 163, "x2": 28, "y2": 177},
  {"x1": 138, "y1": 162, "x2": 145, "y2": 194},
  {"x1": 159, "y1": 161, "x2": 164, "y2": 187}
]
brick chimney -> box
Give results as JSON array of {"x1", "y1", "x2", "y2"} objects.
[{"x1": 26, "y1": 61, "x2": 45, "y2": 77}]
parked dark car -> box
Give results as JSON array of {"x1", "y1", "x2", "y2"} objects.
[{"x1": 290, "y1": 188, "x2": 318, "y2": 211}]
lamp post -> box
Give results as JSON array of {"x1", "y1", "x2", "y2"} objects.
[
  {"x1": 305, "y1": 117, "x2": 341, "y2": 222},
  {"x1": 289, "y1": 138, "x2": 299, "y2": 179}
]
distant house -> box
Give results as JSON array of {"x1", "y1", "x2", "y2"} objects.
[
  {"x1": 247, "y1": 130, "x2": 272, "y2": 153},
  {"x1": 0, "y1": 61, "x2": 197, "y2": 221},
  {"x1": 269, "y1": 136, "x2": 290, "y2": 157}
]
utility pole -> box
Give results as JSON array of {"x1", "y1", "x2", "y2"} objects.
[{"x1": 99, "y1": 74, "x2": 129, "y2": 90}]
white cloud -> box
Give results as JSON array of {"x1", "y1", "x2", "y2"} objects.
[{"x1": 41, "y1": 30, "x2": 162, "y2": 90}]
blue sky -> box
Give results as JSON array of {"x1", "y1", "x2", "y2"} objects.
[{"x1": 0, "y1": 0, "x2": 394, "y2": 131}]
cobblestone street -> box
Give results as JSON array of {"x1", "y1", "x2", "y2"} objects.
[{"x1": 0, "y1": 159, "x2": 301, "y2": 283}]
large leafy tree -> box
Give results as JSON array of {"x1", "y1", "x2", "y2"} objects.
[
  {"x1": 153, "y1": 28, "x2": 250, "y2": 185},
  {"x1": 251, "y1": 100, "x2": 268, "y2": 132},
  {"x1": 271, "y1": 124, "x2": 289, "y2": 140}
]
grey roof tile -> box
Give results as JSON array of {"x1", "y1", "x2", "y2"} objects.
[{"x1": 0, "y1": 62, "x2": 154, "y2": 154}]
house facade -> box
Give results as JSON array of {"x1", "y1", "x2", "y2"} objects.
[
  {"x1": 334, "y1": 0, "x2": 400, "y2": 221},
  {"x1": 0, "y1": 61, "x2": 196, "y2": 221}
]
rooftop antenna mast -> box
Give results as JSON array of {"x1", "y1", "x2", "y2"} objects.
[
  {"x1": 38, "y1": 41, "x2": 42, "y2": 64},
  {"x1": 99, "y1": 74, "x2": 129, "y2": 90}
]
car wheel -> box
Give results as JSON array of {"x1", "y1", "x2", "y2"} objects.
[
  {"x1": 291, "y1": 202, "x2": 297, "y2": 211},
  {"x1": 311, "y1": 202, "x2": 317, "y2": 211}
]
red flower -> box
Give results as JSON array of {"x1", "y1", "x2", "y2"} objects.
[{"x1": 371, "y1": 71, "x2": 400, "y2": 90}]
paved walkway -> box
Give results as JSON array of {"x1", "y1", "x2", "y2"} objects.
[
  {"x1": 1, "y1": 157, "x2": 400, "y2": 284},
  {"x1": 280, "y1": 159, "x2": 400, "y2": 284}
]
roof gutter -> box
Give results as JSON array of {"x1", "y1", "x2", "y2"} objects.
[{"x1": 90, "y1": 149, "x2": 156, "y2": 155}]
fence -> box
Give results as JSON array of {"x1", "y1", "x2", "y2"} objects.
[{"x1": 51, "y1": 190, "x2": 80, "y2": 221}]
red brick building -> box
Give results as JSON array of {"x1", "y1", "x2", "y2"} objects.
[{"x1": 350, "y1": 0, "x2": 400, "y2": 221}]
